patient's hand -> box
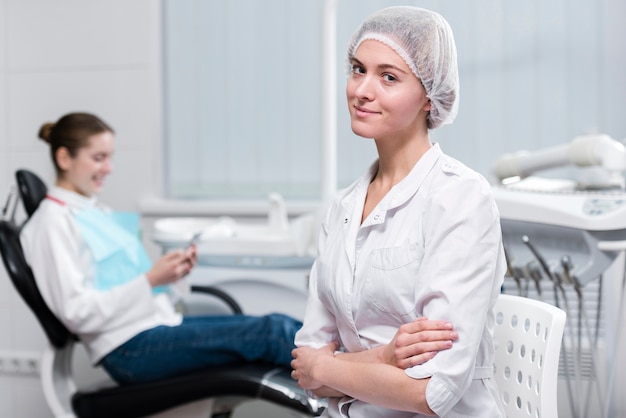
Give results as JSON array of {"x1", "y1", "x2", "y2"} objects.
[
  {"x1": 146, "y1": 248, "x2": 196, "y2": 288},
  {"x1": 384, "y1": 317, "x2": 458, "y2": 369}
]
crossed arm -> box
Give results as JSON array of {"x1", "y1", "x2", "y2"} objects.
[{"x1": 291, "y1": 317, "x2": 457, "y2": 414}]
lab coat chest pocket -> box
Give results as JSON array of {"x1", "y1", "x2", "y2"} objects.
[{"x1": 366, "y1": 243, "x2": 423, "y2": 320}]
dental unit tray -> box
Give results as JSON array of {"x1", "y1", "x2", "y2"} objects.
[
  {"x1": 493, "y1": 176, "x2": 626, "y2": 287},
  {"x1": 151, "y1": 194, "x2": 316, "y2": 269}
]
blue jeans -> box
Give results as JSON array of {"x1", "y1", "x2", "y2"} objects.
[{"x1": 100, "y1": 313, "x2": 302, "y2": 384}]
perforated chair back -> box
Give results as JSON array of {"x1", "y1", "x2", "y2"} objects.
[
  {"x1": 15, "y1": 169, "x2": 48, "y2": 218},
  {"x1": 493, "y1": 293, "x2": 566, "y2": 418},
  {"x1": 0, "y1": 220, "x2": 74, "y2": 349}
]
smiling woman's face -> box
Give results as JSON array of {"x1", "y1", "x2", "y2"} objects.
[
  {"x1": 56, "y1": 131, "x2": 115, "y2": 197},
  {"x1": 346, "y1": 39, "x2": 431, "y2": 142}
]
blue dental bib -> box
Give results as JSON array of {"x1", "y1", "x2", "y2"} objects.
[{"x1": 72, "y1": 208, "x2": 166, "y2": 293}]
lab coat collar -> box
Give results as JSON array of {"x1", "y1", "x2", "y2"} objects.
[
  {"x1": 48, "y1": 186, "x2": 100, "y2": 210},
  {"x1": 343, "y1": 143, "x2": 443, "y2": 227},
  {"x1": 387, "y1": 143, "x2": 442, "y2": 208}
]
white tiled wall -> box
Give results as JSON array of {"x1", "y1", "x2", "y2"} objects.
[{"x1": 0, "y1": 1, "x2": 163, "y2": 416}]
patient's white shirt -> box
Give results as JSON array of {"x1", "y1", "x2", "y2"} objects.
[{"x1": 20, "y1": 187, "x2": 181, "y2": 364}]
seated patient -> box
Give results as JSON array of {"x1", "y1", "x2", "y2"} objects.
[
  {"x1": 291, "y1": 6, "x2": 505, "y2": 417},
  {"x1": 20, "y1": 112, "x2": 303, "y2": 384}
]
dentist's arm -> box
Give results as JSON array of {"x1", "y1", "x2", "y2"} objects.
[
  {"x1": 337, "y1": 317, "x2": 457, "y2": 368},
  {"x1": 292, "y1": 318, "x2": 457, "y2": 398},
  {"x1": 292, "y1": 343, "x2": 435, "y2": 415}
]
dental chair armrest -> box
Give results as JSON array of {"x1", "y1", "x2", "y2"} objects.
[{"x1": 190, "y1": 285, "x2": 244, "y2": 315}]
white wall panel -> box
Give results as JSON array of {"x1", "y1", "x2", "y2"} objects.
[
  {"x1": 0, "y1": 0, "x2": 5, "y2": 71},
  {"x1": 10, "y1": 298, "x2": 46, "y2": 349},
  {"x1": 0, "y1": 301, "x2": 12, "y2": 347},
  {"x1": 601, "y1": 0, "x2": 626, "y2": 139},
  {"x1": 12, "y1": 376, "x2": 51, "y2": 418},
  {"x1": 0, "y1": 76, "x2": 7, "y2": 154},
  {"x1": 0, "y1": 376, "x2": 17, "y2": 417},
  {"x1": 6, "y1": 0, "x2": 155, "y2": 70},
  {"x1": 7, "y1": 70, "x2": 159, "y2": 152}
]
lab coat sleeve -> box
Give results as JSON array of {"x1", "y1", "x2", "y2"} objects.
[
  {"x1": 404, "y1": 169, "x2": 505, "y2": 416},
  {"x1": 22, "y1": 205, "x2": 158, "y2": 336},
  {"x1": 294, "y1": 205, "x2": 340, "y2": 349}
]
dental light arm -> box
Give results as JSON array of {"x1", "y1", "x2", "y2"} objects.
[{"x1": 493, "y1": 134, "x2": 626, "y2": 184}]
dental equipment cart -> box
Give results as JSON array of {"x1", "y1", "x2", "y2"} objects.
[
  {"x1": 494, "y1": 176, "x2": 626, "y2": 418},
  {"x1": 493, "y1": 133, "x2": 626, "y2": 418}
]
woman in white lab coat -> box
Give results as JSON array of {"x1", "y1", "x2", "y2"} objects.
[
  {"x1": 291, "y1": 7, "x2": 506, "y2": 417},
  {"x1": 20, "y1": 112, "x2": 303, "y2": 384}
]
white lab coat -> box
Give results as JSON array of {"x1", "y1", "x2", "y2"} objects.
[
  {"x1": 295, "y1": 144, "x2": 506, "y2": 417},
  {"x1": 20, "y1": 187, "x2": 181, "y2": 364}
]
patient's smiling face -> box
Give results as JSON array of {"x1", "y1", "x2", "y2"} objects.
[{"x1": 56, "y1": 131, "x2": 115, "y2": 197}]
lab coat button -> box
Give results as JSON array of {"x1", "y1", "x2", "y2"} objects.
[{"x1": 441, "y1": 161, "x2": 459, "y2": 174}]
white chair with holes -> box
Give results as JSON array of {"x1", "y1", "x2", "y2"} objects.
[{"x1": 493, "y1": 293, "x2": 567, "y2": 418}]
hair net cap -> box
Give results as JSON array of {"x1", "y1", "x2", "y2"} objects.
[{"x1": 347, "y1": 6, "x2": 459, "y2": 129}]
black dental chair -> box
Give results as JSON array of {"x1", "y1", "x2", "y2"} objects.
[
  {"x1": 0, "y1": 169, "x2": 324, "y2": 418},
  {"x1": 16, "y1": 169, "x2": 48, "y2": 217}
]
